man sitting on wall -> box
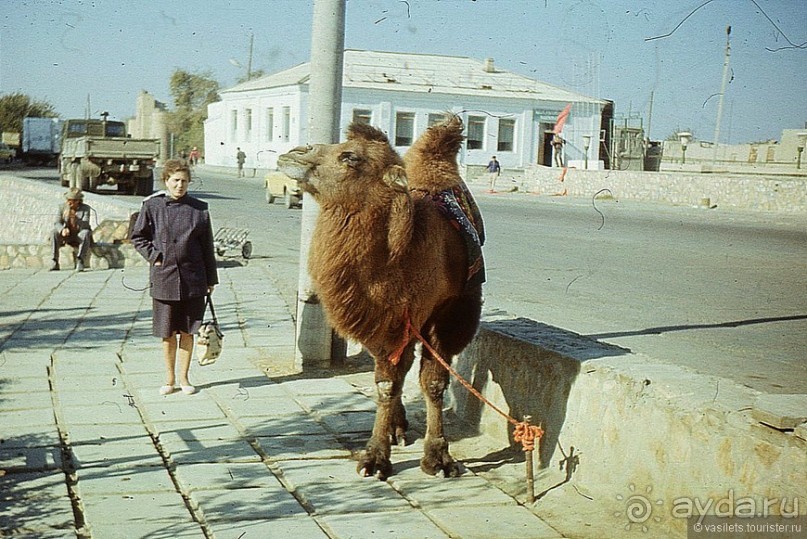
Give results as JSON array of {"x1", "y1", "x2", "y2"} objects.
[{"x1": 51, "y1": 188, "x2": 94, "y2": 272}]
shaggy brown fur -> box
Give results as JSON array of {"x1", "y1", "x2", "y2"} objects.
[{"x1": 278, "y1": 116, "x2": 483, "y2": 479}]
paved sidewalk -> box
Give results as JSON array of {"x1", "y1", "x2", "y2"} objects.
[{"x1": 0, "y1": 263, "x2": 565, "y2": 539}]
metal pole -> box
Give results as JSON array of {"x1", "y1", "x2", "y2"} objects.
[
  {"x1": 712, "y1": 26, "x2": 731, "y2": 168},
  {"x1": 295, "y1": 0, "x2": 347, "y2": 369},
  {"x1": 524, "y1": 415, "x2": 535, "y2": 503}
]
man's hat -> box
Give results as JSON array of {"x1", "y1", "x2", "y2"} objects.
[{"x1": 65, "y1": 187, "x2": 84, "y2": 201}]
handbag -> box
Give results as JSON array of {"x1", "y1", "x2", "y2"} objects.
[{"x1": 196, "y1": 294, "x2": 223, "y2": 366}]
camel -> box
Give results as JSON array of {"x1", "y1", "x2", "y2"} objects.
[{"x1": 277, "y1": 116, "x2": 484, "y2": 479}]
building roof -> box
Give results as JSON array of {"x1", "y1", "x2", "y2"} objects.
[{"x1": 222, "y1": 49, "x2": 604, "y2": 105}]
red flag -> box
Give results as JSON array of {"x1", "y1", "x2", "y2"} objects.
[{"x1": 553, "y1": 103, "x2": 572, "y2": 135}]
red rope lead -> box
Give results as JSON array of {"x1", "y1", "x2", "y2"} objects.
[{"x1": 401, "y1": 316, "x2": 543, "y2": 453}]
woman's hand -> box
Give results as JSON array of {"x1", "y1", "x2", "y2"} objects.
[{"x1": 207, "y1": 285, "x2": 215, "y2": 294}]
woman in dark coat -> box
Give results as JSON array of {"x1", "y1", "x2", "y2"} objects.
[{"x1": 130, "y1": 159, "x2": 218, "y2": 395}]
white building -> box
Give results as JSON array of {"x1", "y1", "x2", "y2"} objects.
[{"x1": 204, "y1": 50, "x2": 609, "y2": 171}]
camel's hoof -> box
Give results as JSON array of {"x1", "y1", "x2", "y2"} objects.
[
  {"x1": 421, "y1": 436, "x2": 461, "y2": 478},
  {"x1": 357, "y1": 451, "x2": 393, "y2": 480}
]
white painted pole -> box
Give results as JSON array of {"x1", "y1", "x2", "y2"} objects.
[
  {"x1": 712, "y1": 26, "x2": 731, "y2": 168},
  {"x1": 294, "y1": 0, "x2": 347, "y2": 370}
]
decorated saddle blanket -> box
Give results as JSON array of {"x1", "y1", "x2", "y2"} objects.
[{"x1": 423, "y1": 182, "x2": 486, "y2": 288}]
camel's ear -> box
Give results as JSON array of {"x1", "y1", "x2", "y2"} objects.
[
  {"x1": 383, "y1": 165, "x2": 408, "y2": 192},
  {"x1": 386, "y1": 167, "x2": 413, "y2": 262}
]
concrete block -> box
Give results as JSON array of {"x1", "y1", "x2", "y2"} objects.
[
  {"x1": 0, "y1": 424, "x2": 60, "y2": 449},
  {"x1": 0, "y1": 445, "x2": 62, "y2": 471},
  {"x1": 297, "y1": 480, "x2": 412, "y2": 515},
  {"x1": 389, "y1": 475, "x2": 516, "y2": 508},
  {"x1": 426, "y1": 504, "x2": 562, "y2": 539},
  {"x1": 76, "y1": 465, "x2": 175, "y2": 495},
  {"x1": 81, "y1": 491, "x2": 194, "y2": 526},
  {"x1": 139, "y1": 396, "x2": 227, "y2": 422},
  {"x1": 219, "y1": 395, "x2": 306, "y2": 419},
  {"x1": 752, "y1": 394, "x2": 807, "y2": 430},
  {"x1": 255, "y1": 433, "x2": 351, "y2": 460},
  {"x1": 158, "y1": 433, "x2": 260, "y2": 464},
  {"x1": 321, "y1": 510, "x2": 450, "y2": 539},
  {"x1": 207, "y1": 516, "x2": 330, "y2": 539},
  {"x1": 238, "y1": 413, "x2": 329, "y2": 438},
  {"x1": 150, "y1": 419, "x2": 242, "y2": 442},
  {"x1": 173, "y1": 462, "x2": 281, "y2": 492},
  {"x1": 0, "y1": 472, "x2": 74, "y2": 535},
  {"x1": 71, "y1": 438, "x2": 162, "y2": 469},
  {"x1": 189, "y1": 487, "x2": 305, "y2": 522}
]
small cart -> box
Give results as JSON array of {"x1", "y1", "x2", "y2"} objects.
[{"x1": 213, "y1": 227, "x2": 252, "y2": 259}]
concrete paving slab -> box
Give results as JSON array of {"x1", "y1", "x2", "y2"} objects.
[
  {"x1": 280, "y1": 377, "x2": 360, "y2": 396},
  {"x1": 207, "y1": 515, "x2": 330, "y2": 538},
  {"x1": 255, "y1": 433, "x2": 352, "y2": 460},
  {"x1": 317, "y1": 410, "x2": 376, "y2": 435},
  {"x1": 297, "y1": 479, "x2": 414, "y2": 514},
  {"x1": 81, "y1": 491, "x2": 194, "y2": 524},
  {"x1": 0, "y1": 408, "x2": 55, "y2": 428},
  {"x1": 151, "y1": 419, "x2": 243, "y2": 442},
  {"x1": 54, "y1": 374, "x2": 124, "y2": 394},
  {"x1": 76, "y1": 465, "x2": 176, "y2": 495},
  {"x1": 139, "y1": 394, "x2": 227, "y2": 422},
  {"x1": 189, "y1": 486, "x2": 306, "y2": 522},
  {"x1": 390, "y1": 475, "x2": 518, "y2": 508},
  {"x1": 86, "y1": 521, "x2": 205, "y2": 539},
  {"x1": 56, "y1": 387, "x2": 133, "y2": 407},
  {"x1": 425, "y1": 504, "x2": 563, "y2": 539},
  {"x1": 319, "y1": 510, "x2": 451, "y2": 538},
  {"x1": 66, "y1": 422, "x2": 149, "y2": 445},
  {"x1": 0, "y1": 350, "x2": 50, "y2": 377},
  {"x1": 59, "y1": 401, "x2": 143, "y2": 426},
  {"x1": 0, "y1": 424, "x2": 60, "y2": 449},
  {"x1": 0, "y1": 471, "x2": 74, "y2": 535},
  {"x1": 238, "y1": 413, "x2": 331, "y2": 438},
  {"x1": 0, "y1": 389, "x2": 53, "y2": 411},
  {"x1": 70, "y1": 438, "x2": 163, "y2": 469},
  {"x1": 274, "y1": 458, "x2": 366, "y2": 486},
  {"x1": 173, "y1": 462, "x2": 280, "y2": 491},
  {"x1": 0, "y1": 373, "x2": 52, "y2": 393},
  {"x1": 295, "y1": 392, "x2": 378, "y2": 414},
  {"x1": 205, "y1": 376, "x2": 292, "y2": 400},
  {"x1": 158, "y1": 433, "x2": 261, "y2": 464},
  {"x1": 0, "y1": 445, "x2": 62, "y2": 471},
  {"x1": 219, "y1": 394, "x2": 307, "y2": 418}
]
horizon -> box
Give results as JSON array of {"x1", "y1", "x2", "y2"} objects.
[{"x1": 2, "y1": 0, "x2": 805, "y2": 144}]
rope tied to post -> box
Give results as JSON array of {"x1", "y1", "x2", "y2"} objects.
[{"x1": 395, "y1": 313, "x2": 544, "y2": 453}]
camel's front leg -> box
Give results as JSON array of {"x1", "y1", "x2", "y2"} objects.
[
  {"x1": 357, "y1": 345, "x2": 413, "y2": 480},
  {"x1": 419, "y1": 349, "x2": 461, "y2": 477}
]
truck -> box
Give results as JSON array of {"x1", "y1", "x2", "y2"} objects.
[
  {"x1": 22, "y1": 117, "x2": 63, "y2": 166},
  {"x1": 59, "y1": 115, "x2": 160, "y2": 196}
]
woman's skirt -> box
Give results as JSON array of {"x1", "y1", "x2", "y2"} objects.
[{"x1": 152, "y1": 297, "x2": 206, "y2": 338}]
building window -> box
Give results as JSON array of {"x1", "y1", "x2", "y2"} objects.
[
  {"x1": 395, "y1": 112, "x2": 415, "y2": 146},
  {"x1": 353, "y1": 109, "x2": 372, "y2": 125},
  {"x1": 467, "y1": 116, "x2": 485, "y2": 150},
  {"x1": 428, "y1": 113, "x2": 448, "y2": 126},
  {"x1": 245, "y1": 108, "x2": 253, "y2": 142},
  {"x1": 282, "y1": 106, "x2": 290, "y2": 142},
  {"x1": 266, "y1": 108, "x2": 274, "y2": 142},
  {"x1": 230, "y1": 110, "x2": 238, "y2": 142},
  {"x1": 497, "y1": 119, "x2": 515, "y2": 152}
]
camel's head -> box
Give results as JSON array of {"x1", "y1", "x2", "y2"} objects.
[{"x1": 277, "y1": 123, "x2": 407, "y2": 208}]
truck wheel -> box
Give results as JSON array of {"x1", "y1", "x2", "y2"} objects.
[
  {"x1": 80, "y1": 174, "x2": 90, "y2": 191},
  {"x1": 266, "y1": 190, "x2": 275, "y2": 204},
  {"x1": 135, "y1": 175, "x2": 154, "y2": 196},
  {"x1": 241, "y1": 241, "x2": 253, "y2": 259},
  {"x1": 284, "y1": 190, "x2": 299, "y2": 209}
]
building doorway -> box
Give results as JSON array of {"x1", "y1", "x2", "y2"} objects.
[{"x1": 537, "y1": 124, "x2": 554, "y2": 166}]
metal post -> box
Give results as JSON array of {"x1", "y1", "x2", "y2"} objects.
[
  {"x1": 295, "y1": 0, "x2": 347, "y2": 370},
  {"x1": 712, "y1": 26, "x2": 731, "y2": 168},
  {"x1": 524, "y1": 415, "x2": 535, "y2": 503}
]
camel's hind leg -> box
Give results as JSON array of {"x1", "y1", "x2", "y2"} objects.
[
  {"x1": 357, "y1": 343, "x2": 414, "y2": 480},
  {"x1": 419, "y1": 290, "x2": 483, "y2": 477}
]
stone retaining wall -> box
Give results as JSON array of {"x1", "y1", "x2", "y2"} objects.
[
  {"x1": 523, "y1": 167, "x2": 806, "y2": 213},
  {"x1": 0, "y1": 175, "x2": 145, "y2": 270},
  {"x1": 450, "y1": 318, "x2": 806, "y2": 537}
]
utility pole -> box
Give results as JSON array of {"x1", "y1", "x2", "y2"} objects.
[
  {"x1": 712, "y1": 25, "x2": 731, "y2": 169},
  {"x1": 295, "y1": 0, "x2": 347, "y2": 370},
  {"x1": 247, "y1": 33, "x2": 254, "y2": 80}
]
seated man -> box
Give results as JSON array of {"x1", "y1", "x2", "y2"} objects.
[{"x1": 51, "y1": 188, "x2": 94, "y2": 271}]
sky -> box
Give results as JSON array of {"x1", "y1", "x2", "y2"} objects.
[{"x1": 2, "y1": 0, "x2": 805, "y2": 144}]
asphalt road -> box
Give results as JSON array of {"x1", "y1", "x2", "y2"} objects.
[{"x1": 15, "y1": 165, "x2": 807, "y2": 394}]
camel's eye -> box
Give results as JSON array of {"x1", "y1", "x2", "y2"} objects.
[{"x1": 339, "y1": 151, "x2": 361, "y2": 167}]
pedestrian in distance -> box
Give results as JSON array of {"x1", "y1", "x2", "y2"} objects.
[
  {"x1": 485, "y1": 155, "x2": 501, "y2": 192},
  {"x1": 130, "y1": 159, "x2": 219, "y2": 396},
  {"x1": 188, "y1": 146, "x2": 200, "y2": 166},
  {"x1": 50, "y1": 187, "x2": 94, "y2": 272},
  {"x1": 552, "y1": 135, "x2": 565, "y2": 168},
  {"x1": 236, "y1": 147, "x2": 246, "y2": 177}
]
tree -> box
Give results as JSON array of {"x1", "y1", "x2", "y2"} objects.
[
  {"x1": 235, "y1": 69, "x2": 266, "y2": 85},
  {"x1": 0, "y1": 93, "x2": 58, "y2": 133},
  {"x1": 166, "y1": 69, "x2": 220, "y2": 156}
]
